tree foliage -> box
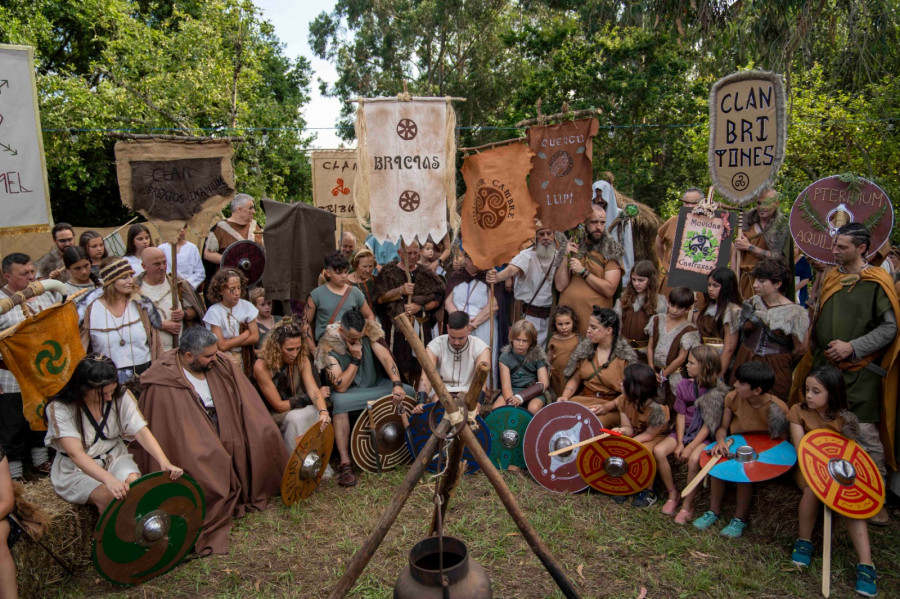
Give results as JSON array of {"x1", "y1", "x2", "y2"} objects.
[{"x1": 0, "y1": 0, "x2": 313, "y2": 226}]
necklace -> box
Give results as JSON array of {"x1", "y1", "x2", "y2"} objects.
[
  {"x1": 107, "y1": 304, "x2": 130, "y2": 346},
  {"x1": 838, "y1": 262, "x2": 868, "y2": 275}
]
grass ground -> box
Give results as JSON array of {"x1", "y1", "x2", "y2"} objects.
[{"x1": 37, "y1": 463, "x2": 899, "y2": 599}]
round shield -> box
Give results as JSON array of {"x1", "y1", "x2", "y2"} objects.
[
  {"x1": 282, "y1": 422, "x2": 335, "y2": 506},
  {"x1": 220, "y1": 240, "x2": 266, "y2": 285},
  {"x1": 700, "y1": 433, "x2": 797, "y2": 483},
  {"x1": 350, "y1": 395, "x2": 417, "y2": 473},
  {"x1": 798, "y1": 430, "x2": 885, "y2": 519},
  {"x1": 523, "y1": 402, "x2": 603, "y2": 493},
  {"x1": 93, "y1": 472, "x2": 205, "y2": 586},
  {"x1": 484, "y1": 406, "x2": 532, "y2": 470},
  {"x1": 405, "y1": 402, "x2": 491, "y2": 474},
  {"x1": 577, "y1": 435, "x2": 656, "y2": 495},
  {"x1": 789, "y1": 175, "x2": 894, "y2": 265}
]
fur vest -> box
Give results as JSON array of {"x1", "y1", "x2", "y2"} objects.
[
  {"x1": 563, "y1": 337, "x2": 638, "y2": 379},
  {"x1": 314, "y1": 319, "x2": 385, "y2": 370},
  {"x1": 499, "y1": 344, "x2": 547, "y2": 366},
  {"x1": 694, "y1": 380, "x2": 730, "y2": 434}
]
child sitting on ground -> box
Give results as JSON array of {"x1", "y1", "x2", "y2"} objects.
[
  {"x1": 595, "y1": 362, "x2": 669, "y2": 508},
  {"x1": 788, "y1": 366, "x2": 876, "y2": 597},
  {"x1": 494, "y1": 319, "x2": 551, "y2": 414},
  {"x1": 547, "y1": 306, "x2": 581, "y2": 399},
  {"x1": 45, "y1": 355, "x2": 183, "y2": 513},
  {"x1": 652, "y1": 346, "x2": 729, "y2": 520},
  {"x1": 647, "y1": 286, "x2": 700, "y2": 407},
  {"x1": 692, "y1": 361, "x2": 788, "y2": 538},
  {"x1": 614, "y1": 260, "x2": 666, "y2": 360}
]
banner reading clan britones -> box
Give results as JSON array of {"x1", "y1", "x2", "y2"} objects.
[
  {"x1": 461, "y1": 143, "x2": 538, "y2": 270},
  {"x1": 354, "y1": 98, "x2": 456, "y2": 244},
  {"x1": 527, "y1": 118, "x2": 599, "y2": 233}
]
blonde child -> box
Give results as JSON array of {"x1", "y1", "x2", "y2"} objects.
[
  {"x1": 651, "y1": 346, "x2": 728, "y2": 519},
  {"x1": 594, "y1": 362, "x2": 669, "y2": 507},
  {"x1": 614, "y1": 260, "x2": 666, "y2": 359},
  {"x1": 494, "y1": 320, "x2": 550, "y2": 415},
  {"x1": 547, "y1": 306, "x2": 581, "y2": 398},
  {"x1": 788, "y1": 366, "x2": 875, "y2": 597},
  {"x1": 647, "y1": 286, "x2": 700, "y2": 407},
  {"x1": 692, "y1": 361, "x2": 788, "y2": 538}
]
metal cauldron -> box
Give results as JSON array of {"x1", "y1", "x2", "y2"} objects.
[{"x1": 394, "y1": 536, "x2": 492, "y2": 599}]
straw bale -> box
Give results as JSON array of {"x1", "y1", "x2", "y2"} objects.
[{"x1": 11, "y1": 478, "x2": 96, "y2": 598}]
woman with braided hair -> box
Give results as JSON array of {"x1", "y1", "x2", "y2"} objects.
[
  {"x1": 253, "y1": 319, "x2": 331, "y2": 455},
  {"x1": 557, "y1": 307, "x2": 638, "y2": 420}
]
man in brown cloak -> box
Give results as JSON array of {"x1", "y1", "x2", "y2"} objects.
[{"x1": 132, "y1": 326, "x2": 288, "y2": 554}]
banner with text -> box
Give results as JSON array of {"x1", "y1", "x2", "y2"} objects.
[
  {"x1": 355, "y1": 98, "x2": 455, "y2": 244},
  {"x1": 461, "y1": 143, "x2": 537, "y2": 270},
  {"x1": 114, "y1": 140, "x2": 235, "y2": 242},
  {"x1": 312, "y1": 150, "x2": 358, "y2": 218},
  {"x1": 0, "y1": 45, "x2": 52, "y2": 234},
  {"x1": 667, "y1": 206, "x2": 736, "y2": 292},
  {"x1": 708, "y1": 70, "x2": 786, "y2": 207},
  {"x1": 527, "y1": 118, "x2": 598, "y2": 233}
]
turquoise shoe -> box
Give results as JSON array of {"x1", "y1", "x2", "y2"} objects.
[
  {"x1": 692, "y1": 510, "x2": 719, "y2": 530},
  {"x1": 855, "y1": 563, "x2": 877, "y2": 597},
  {"x1": 791, "y1": 539, "x2": 813, "y2": 567},
  {"x1": 720, "y1": 517, "x2": 747, "y2": 538}
]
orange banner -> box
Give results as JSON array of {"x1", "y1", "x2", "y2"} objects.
[
  {"x1": 0, "y1": 299, "x2": 85, "y2": 430},
  {"x1": 461, "y1": 143, "x2": 538, "y2": 269}
]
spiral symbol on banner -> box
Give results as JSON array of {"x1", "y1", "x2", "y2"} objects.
[
  {"x1": 549, "y1": 150, "x2": 573, "y2": 177},
  {"x1": 474, "y1": 186, "x2": 509, "y2": 230}
]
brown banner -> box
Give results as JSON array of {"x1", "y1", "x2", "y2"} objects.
[
  {"x1": 114, "y1": 140, "x2": 235, "y2": 243},
  {"x1": 312, "y1": 150, "x2": 357, "y2": 218},
  {"x1": 708, "y1": 71, "x2": 786, "y2": 206},
  {"x1": 667, "y1": 206, "x2": 736, "y2": 293},
  {"x1": 527, "y1": 117, "x2": 598, "y2": 232},
  {"x1": 461, "y1": 143, "x2": 537, "y2": 269}
]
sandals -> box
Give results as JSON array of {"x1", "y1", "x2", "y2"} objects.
[
  {"x1": 337, "y1": 463, "x2": 357, "y2": 488},
  {"x1": 662, "y1": 497, "x2": 679, "y2": 516},
  {"x1": 674, "y1": 508, "x2": 693, "y2": 524}
]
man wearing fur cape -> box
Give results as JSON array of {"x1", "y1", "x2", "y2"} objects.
[
  {"x1": 794, "y1": 223, "x2": 900, "y2": 525},
  {"x1": 372, "y1": 240, "x2": 444, "y2": 387},
  {"x1": 315, "y1": 309, "x2": 414, "y2": 487},
  {"x1": 132, "y1": 327, "x2": 288, "y2": 554}
]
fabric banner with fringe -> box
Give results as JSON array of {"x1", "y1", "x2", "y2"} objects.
[
  {"x1": 527, "y1": 118, "x2": 598, "y2": 233},
  {"x1": 0, "y1": 297, "x2": 85, "y2": 431},
  {"x1": 312, "y1": 150, "x2": 357, "y2": 218},
  {"x1": 354, "y1": 98, "x2": 455, "y2": 244},
  {"x1": 461, "y1": 143, "x2": 538, "y2": 269}
]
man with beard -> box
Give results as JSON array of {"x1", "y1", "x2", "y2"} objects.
[
  {"x1": 486, "y1": 224, "x2": 564, "y2": 347},
  {"x1": 132, "y1": 326, "x2": 288, "y2": 554},
  {"x1": 203, "y1": 194, "x2": 263, "y2": 267},
  {"x1": 805, "y1": 222, "x2": 899, "y2": 525},
  {"x1": 33, "y1": 222, "x2": 75, "y2": 282},
  {"x1": 373, "y1": 240, "x2": 444, "y2": 387},
  {"x1": 555, "y1": 206, "x2": 624, "y2": 336},
  {"x1": 732, "y1": 187, "x2": 794, "y2": 299},
  {"x1": 340, "y1": 231, "x2": 357, "y2": 260},
  {"x1": 655, "y1": 188, "x2": 703, "y2": 294}
]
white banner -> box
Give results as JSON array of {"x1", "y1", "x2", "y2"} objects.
[
  {"x1": 0, "y1": 45, "x2": 52, "y2": 233},
  {"x1": 355, "y1": 98, "x2": 454, "y2": 244}
]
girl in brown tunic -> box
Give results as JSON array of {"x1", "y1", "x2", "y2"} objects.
[
  {"x1": 694, "y1": 267, "x2": 742, "y2": 379},
  {"x1": 647, "y1": 287, "x2": 700, "y2": 408},
  {"x1": 729, "y1": 259, "x2": 808, "y2": 401},
  {"x1": 614, "y1": 260, "x2": 666, "y2": 360},
  {"x1": 558, "y1": 308, "x2": 638, "y2": 422},
  {"x1": 546, "y1": 306, "x2": 582, "y2": 398}
]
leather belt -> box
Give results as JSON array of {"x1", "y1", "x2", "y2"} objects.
[{"x1": 522, "y1": 303, "x2": 552, "y2": 319}]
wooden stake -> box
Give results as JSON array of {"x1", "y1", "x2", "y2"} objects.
[
  {"x1": 489, "y1": 281, "x2": 495, "y2": 395},
  {"x1": 169, "y1": 236, "x2": 181, "y2": 345},
  {"x1": 822, "y1": 506, "x2": 832, "y2": 598}
]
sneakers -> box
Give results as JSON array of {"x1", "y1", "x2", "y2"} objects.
[
  {"x1": 337, "y1": 463, "x2": 357, "y2": 487},
  {"x1": 693, "y1": 510, "x2": 719, "y2": 530},
  {"x1": 791, "y1": 539, "x2": 813, "y2": 567},
  {"x1": 631, "y1": 489, "x2": 657, "y2": 508},
  {"x1": 611, "y1": 494, "x2": 628, "y2": 504},
  {"x1": 855, "y1": 563, "x2": 877, "y2": 597},
  {"x1": 720, "y1": 517, "x2": 748, "y2": 538}
]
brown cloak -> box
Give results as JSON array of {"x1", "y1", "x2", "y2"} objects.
[{"x1": 131, "y1": 348, "x2": 289, "y2": 554}]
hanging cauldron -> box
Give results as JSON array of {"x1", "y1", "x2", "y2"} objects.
[{"x1": 394, "y1": 536, "x2": 492, "y2": 598}]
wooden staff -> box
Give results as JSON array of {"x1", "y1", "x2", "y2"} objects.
[
  {"x1": 168, "y1": 236, "x2": 183, "y2": 345},
  {"x1": 681, "y1": 438, "x2": 734, "y2": 498},
  {"x1": 392, "y1": 315, "x2": 581, "y2": 599},
  {"x1": 547, "y1": 430, "x2": 617, "y2": 457},
  {"x1": 429, "y1": 362, "x2": 490, "y2": 535},
  {"x1": 489, "y1": 281, "x2": 495, "y2": 394},
  {"x1": 822, "y1": 506, "x2": 832, "y2": 598}
]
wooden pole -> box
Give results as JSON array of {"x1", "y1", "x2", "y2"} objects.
[
  {"x1": 326, "y1": 419, "x2": 451, "y2": 599},
  {"x1": 822, "y1": 506, "x2": 832, "y2": 598},
  {"x1": 459, "y1": 137, "x2": 526, "y2": 153},
  {"x1": 489, "y1": 281, "x2": 495, "y2": 394},
  {"x1": 169, "y1": 237, "x2": 182, "y2": 345},
  {"x1": 429, "y1": 362, "x2": 490, "y2": 534},
  {"x1": 393, "y1": 315, "x2": 581, "y2": 599}
]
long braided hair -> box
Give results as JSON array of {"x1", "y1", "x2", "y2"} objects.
[
  {"x1": 590, "y1": 306, "x2": 620, "y2": 369},
  {"x1": 48, "y1": 354, "x2": 124, "y2": 451}
]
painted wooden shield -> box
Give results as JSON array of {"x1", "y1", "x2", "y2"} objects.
[
  {"x1": 405, "y1": 402, "x2": 491, "y2": 474},
  {"x1": 798, "y1": 430, "x2": 885, "y2": 519},
  {"x1": 220, "y1": 239, "x2": 266, "y2": 285},
  {"x1": 282, "y1": 422, "x2": 334, "y2": 506},
  {"x1": 577, "y1": 435, "x2": 656, "y2": 495},
  {"x1": 484, "y1": 406, "x2": 532, "y2": 470},
  {"x1": 789, "y1": 175, "x2": 894, "y2": 265},
  {"x1": 700, "y1": 433, "x2": 796, "y2": 483},
  {"x1": 523, "y1": 401, "x2": 603, "y2": 493},
  {"x1": 93, "y1": 472, "x2": 205, "y2": 586},
  {"x1": 350, "y1": 394, "x2": 417, "y2": 473}
]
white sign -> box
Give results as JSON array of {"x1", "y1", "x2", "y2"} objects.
[{"x1": 0, "y1": 45, "x2": 52, "y2": 232}]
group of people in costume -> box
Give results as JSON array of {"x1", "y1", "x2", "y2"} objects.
[{"x1": 1, "y1": 179, "x2": 897, "y2": 598}]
